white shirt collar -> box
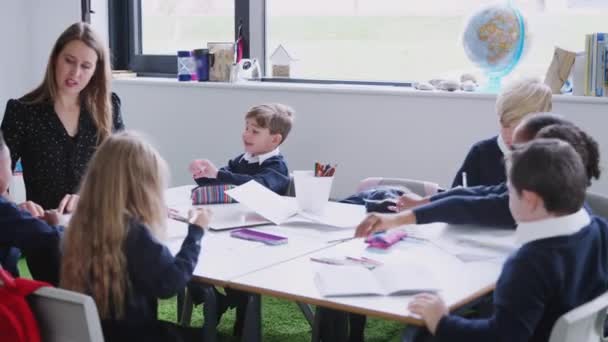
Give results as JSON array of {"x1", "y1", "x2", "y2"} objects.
[
  {"x1": 241, "y1": 147, "x2": 280, "y2": 165},
  {"x1": 497, "y1": 134, "x2": 510, "y2": 156},
  {"x1": 515, "y1": 208, "x2": 591, "y2": 245}
]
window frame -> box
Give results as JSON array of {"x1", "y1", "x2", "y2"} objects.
[{"x1": 109, "y1": 0, "x2": 250, "y2": 77}]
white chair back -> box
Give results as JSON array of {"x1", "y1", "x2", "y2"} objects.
[
  {"x1": 28, "y1": 287, "x2": 104, "y2": 342},
  {"x1": 586, "y1": 192, "x2": 608, "y2": 220},
  {"x1": 549, "y1": 291, "x2": 608, "y2": 342}
]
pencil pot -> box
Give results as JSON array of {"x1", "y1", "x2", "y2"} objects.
[
  {"x1": 193, "y1": 48, "x2": 210, "y2": 81},
  {"x1": 293, "y1": 170, "x2": 334, "y2": 214}
]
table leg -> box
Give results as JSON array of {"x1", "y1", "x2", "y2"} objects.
[
  {"x1": 201, "y1": 286, "x2": 218, "y2": 342},
  {"x1": 401, "y1": 326, "x2": 432, "y2": 342},
  {"x1": 297, "y1": 302, "x2": 315, "y2": 327},
  {"x1": 242, "y1": 294, "x2": 262, "y2": 342}
]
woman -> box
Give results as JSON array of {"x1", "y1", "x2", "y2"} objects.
[
  {"x1": 0, "y1": 22, "x2": 124, "y2": 283},
  {"x1": 61, "y1": 132, "x2": 209, "y2": 342}
]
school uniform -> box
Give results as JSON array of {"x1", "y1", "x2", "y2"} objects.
[
  {"x1": 0, "y1": 196, "x2": 63, "y2": 283},
  {"x1": 101, "y1": 218, "x2": 204, "y2": 342},
  {"x1": 195, "y1": 148, "x2": 290, "y2": 195},
  {"x1": 451, "y1": 135, "x2": 509, "y2": 188},
  {"x1": 413, "y1": 183, "x2": 515, "y2": 228},
  {"x1": 193, "y1": 149, "x2": 289, "y2": 335},
  {"x1": 436, "y1": 210, "x2": 608, "y2": 342}
]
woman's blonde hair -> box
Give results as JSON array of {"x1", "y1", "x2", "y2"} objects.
[
  {"x1": 22, "y1": 22, "x2": 113, "y2": 143},
  {"x1": 60, "y1": 131, "x2": 169, "y2": 319},
  {"x1": 496, "y1": 78, "x2": 553, "y2": 127}
]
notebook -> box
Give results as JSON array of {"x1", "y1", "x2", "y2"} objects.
[
  {"x1": 314, "y1": 263, "x2": 439, "y2": 297},
  {"x1": 225, "y1": 180, "x2": 359, "y2": 228}
]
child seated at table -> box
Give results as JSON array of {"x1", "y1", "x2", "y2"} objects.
[
  {"x1": 341, "y1": 78, "x2": 552, "y2": 213},
  {"x1": 409, "y1": 139, "x2": 608, "y2": 342},
  {"x1": 0, "y1": 130, "x2": 64, "y2": 283},
  {"x1": 189, "y1": 103, "x2": 295, "y2": 195},
  {"x1": 187, "y1": 103, "x2": 295, "y2": 336},
  {"x1": 60, "y1": 131, "x2": 212, "y2": 342},
  {"x1": 355, "y1": 113, "x2": 601, "y2": 236}
]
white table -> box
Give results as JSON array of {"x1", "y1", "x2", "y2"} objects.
[
  {"x1": 163, "y1": 185, "x2": 514, "y2": 341},
  {"x1": 230, "y1": 223, "x2": 510, "y2": 325},
  {"x1": 164, "y1": 185, "x2": 367, "y2": 285}
]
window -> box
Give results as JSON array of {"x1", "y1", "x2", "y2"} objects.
[
  {"x1": 109, "y1": 0, "x2": 244, "y2": 76},
  {"x1": 140, "y1": 0, "x2": 234, "y2": 55},
  {"x1": 266, "y1": 0, "x2": 608, "y2": 82},
  {"x1": 110, "y1": 0, "x2": 608, "y2": 84}
]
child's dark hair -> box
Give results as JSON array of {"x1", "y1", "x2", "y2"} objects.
[
  {"x1": 245, "y1": 103, "x2": 295, "y2": 144},
  {"x1": 0, "y1": 131, "x2": 5, "y2": 149},
  {"x1": 509, "y1": 139, "x2": 587, "y2": 215},
  {"x1": 515, "y1": 113, "x2": 571, "y2": 142},
  {"x1": 536, "y1": 124, "x2": 601, "y2": 185}
]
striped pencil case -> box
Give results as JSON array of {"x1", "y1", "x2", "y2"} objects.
[{"x1": 191, "y1": 184, "x2": 237, "y2": 205}]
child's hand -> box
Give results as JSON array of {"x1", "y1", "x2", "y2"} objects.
[
  {"x1": 58, "y1": 194, "x2": 79, "y2": 214},
  {"x1": 408, "y1": 293, "x2": 448, "y2": 335},
  {"x1": 18, "y1": 201, "x2": 45, "y2": 217},
  {"x1": 189, "y1": 159, "x2": 206, "y2": 179},
  {"x1": 198, "y1": 160, "x2": 218, "y2": 179},
  {"x1": 355, "y1": 212, "x2": 404, "y2": 237},
  {"x1": 188, "y1": 208, "x2": 212, "y2": 229},
  {"x1": 388, "y1": 193, "x2": 428, "y2": 212}
]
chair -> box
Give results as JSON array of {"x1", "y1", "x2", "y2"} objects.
[
  {"x1": 28, "y1": 286, "x2": 104, "y2": 342},
  {"x1": 586, "y1": 192, "x2": 608, "y2": 220},
  {"x1": 357, "y1": 177, "x2": 441, "y2": 197},
  {"x1": 548, "y1": 291, "x2": 608, "y2": 342}
]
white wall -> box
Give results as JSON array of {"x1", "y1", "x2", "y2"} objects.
[
  {"x1": 27, "y1": 0, "x2": 81, "y2": 88},
  {"x1": 113, "y1": 80, "x2": 608, "y2": 198},
  {"x1": 0, "y1": 2, "x2": 31, "y2": 103}
]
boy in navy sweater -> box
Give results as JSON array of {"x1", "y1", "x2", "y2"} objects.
[
  {"x1": 357, "y1": 114, "x2": 601, "y2": 236},
  {"x1": 0, "y1": 131, "x2": 64, "y2": 283},
  {"x1": 188, "y1": 103, "x2": 295, "y2": 336},
  {"x1": 408, "y1": 139, "x2": 608, "y2": 342},
  {"x1": 189, "y1": 103, "x2": 295, "y2": 195}
]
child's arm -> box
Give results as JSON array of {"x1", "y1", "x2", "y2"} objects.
[
  {"x1": 216, "y1": 159, "x2": 289, "y2": 194},
  {"x1": 0, "y1": 200, "x2": 63, "y2": 250},
  {"x1": 421, "y1": 256, "x2": 547, "y2": 341},
  {"x1": 413, "y1": 192, "x2": 515, "y2": 228},
  {"x1": 126, "y1": 213, "x2": 208, "y2": 299}
]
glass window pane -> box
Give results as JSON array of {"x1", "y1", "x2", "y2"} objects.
[
  {"x1": 266, "y1": 0, "x2": 608, "y2": 83},
  {"x1": 141, "y1": 0, "x2": 234, "y2": 55}
]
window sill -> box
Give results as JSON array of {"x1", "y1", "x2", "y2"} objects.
[{"x1": 113, "y1": 77, "x2": 608, "y2": 104}]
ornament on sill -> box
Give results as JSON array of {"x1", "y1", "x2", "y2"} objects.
[{"x1": 270, "y1": 44, "x2": 295, "y2": 78}]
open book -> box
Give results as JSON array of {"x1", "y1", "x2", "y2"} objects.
[
  {"x1": 225, "y1": 180, "x2": 359, "y2": 228},
  {"x1": 314, "y1": 263, "x2": 439, "y2": 297}
]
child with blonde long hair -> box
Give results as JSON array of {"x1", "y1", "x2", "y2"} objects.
[{"x1": 60, "y1": 131, "x2": 210, "y2": 341}]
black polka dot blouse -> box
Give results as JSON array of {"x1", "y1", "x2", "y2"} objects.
[{"x1": 1, "y1": 93, "x2": 125, "y2": 209}]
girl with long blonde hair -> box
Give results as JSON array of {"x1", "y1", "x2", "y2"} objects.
[{"x1": 61, "y1": 131, "x2": 210, "y2": 341}]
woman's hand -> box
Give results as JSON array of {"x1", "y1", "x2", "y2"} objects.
[
  {"x1": 58, "y1": 194, "x2": 79, "y2": 214},
  {"x1": 42, "y1": 210, "x2": 62, "y2": 226},
  {"x1": 18, "y1": 201, "x2": 45, "y2": 217},
  {"x1": 408, "y1": 293, "x2": 448, "y2": 335},
  {"x1": 188, "y1": 208, "x2": 212, "y2": 229}
]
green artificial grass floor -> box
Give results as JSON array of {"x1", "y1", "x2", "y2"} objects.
[{"x1": 18, "y1": 259, "x2": 404, "y2": 341}]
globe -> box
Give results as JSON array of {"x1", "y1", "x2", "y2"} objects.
[{"x1": 462, "y1": 3, "x2": 526, "y2": 92}]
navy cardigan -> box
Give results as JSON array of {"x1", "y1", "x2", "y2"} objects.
[{"x1": 195, "y1": 153, "x2": 290, "y2": 195}]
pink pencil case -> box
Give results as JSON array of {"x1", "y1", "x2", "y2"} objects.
[{"x1": 365, "y1": 230, "x2": 408, "y2": 249}]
